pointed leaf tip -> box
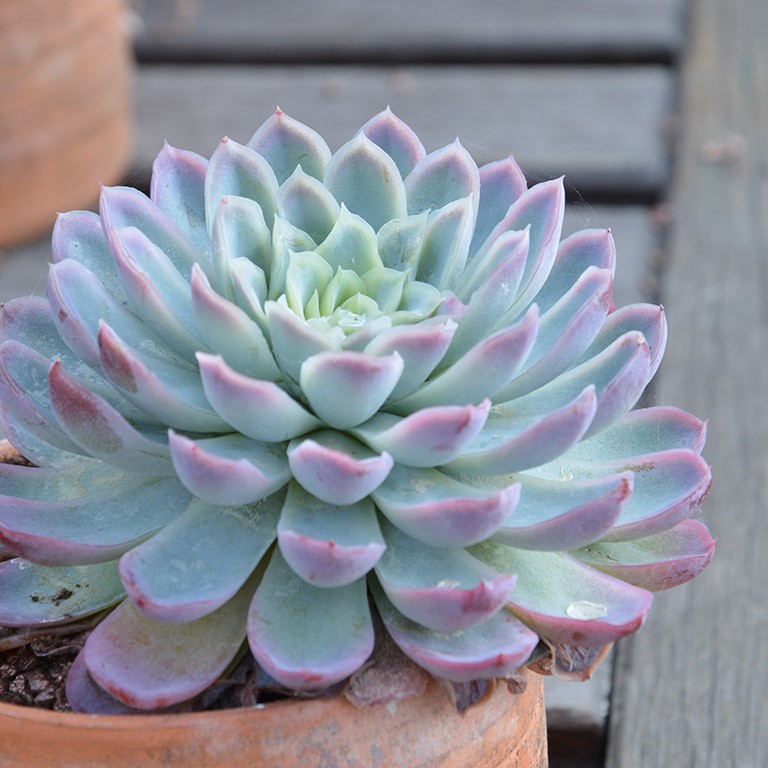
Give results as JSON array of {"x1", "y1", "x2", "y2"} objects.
[
  {"x1": 358, "y1": 109, "x2": 427, "y2": 177},
  {"x1": 248, "y1": 550, "x2": 374, "y2": 690},
  {"x1": 323, "y1": 133, "x2": 408, "y2": 230}
]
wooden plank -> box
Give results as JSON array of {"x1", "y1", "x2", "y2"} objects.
[
  {"x1": 133, "y1": 65, "x2": 673, "y2": 199},
  {"x1": 0, "y1": 238, "x2": 51, "y2": 304},
  {"x1": 545, "y1": 657, "x2": 613, "y2": 768},
  {"x1": 606, "y1": 0, "x2": 768, "y2": 765},
  {"x1": 132, "y1": 0, "x2": 685, "y2": 64}
]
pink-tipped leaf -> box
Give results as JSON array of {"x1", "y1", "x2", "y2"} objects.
[
  {"x1": 472, "y1": 541, "x2": 653, "y2": 646},
  {"x1": 532, "y1": 446, "x2": 711, "y2": 542},
  {"x1": 314, "y1": 204, "x2": 383, "y2": 274},
  {"x1": 473, "y1": 177, "x2": 565, "y2": 318},
  {"x1": 505, "y1": 331, "x2": 652, "y2": 439},
  {"x1": 0, "y1": 341, "x2": 85, "y2": 458},
  {"x1": 248, "y1": 108, "x2": 332, "y2": 183},
  {"x1": 52, "y1": 211, "x2": 124, "y2": 298},
  {"x1": 391, "y1": 305, "x2": 539, "y2": 413},
  {"x1": 205, "y1": 137, "x2": 279, "y2": 231},
  {"x1": 299, "y1": 350, "x2": 404, "y2": 429},
  {"x1": 352, "y1": 399, "x2": 490, "y2": 467},
  {"x1": 84, "y1": 573, "x2": 255, "y2": 709},
  {"x1": 190, "y1": 265, "x2": 280, "y2": 380},
  {"x1": 364, "y1": 317, "x2": 456, "y2": 400},
  {"x1": 97, "y1": 323, "x2": 228, "y2": 433},
  {"x1": 210, "y1": 194, "x2": 271, "y2": 299},
  {"x1": 405, "y1": 140, "x2": 480, "y2": 217},
  {"x1": 596, "y1": 450, "x2": 712, "y2": 541},
  {"x1": 287, "y1": 430, "x2": 393, "y2": 505},
  {"x1": 442, "y1": 229, "x2": 530, "y2": 363},
  {"x1": 99, "y1": 185, "x2": 205, "y2": 282},
  {"x1": 119, "y1": 495, "x2": 281, "y2": 622},
  {"x1": 0, "y1": 477, "x2": 190, "y2": 565},
  {"x1": 575, "y1": 519, "x2": 716, "y2": 591},
  {"x1": 534, "y1": 228, "x2": 616, "y2": 313},
  {"x1": 150, "y1": 143, "x2": 209, "y2": 253},
  {"x1": 197, "y1": 352, "x2": 322, "y2": 441},
  {"x1": 417, "y1": 195, "x2": 475, "y2": 290},
  {"x1": 375, "y1": 518, "x2": 516, "y2": 633},
  {"x1": 323, "y1": 133, "x2": 407, "y2": 231},
  {"x1": 377, "y1": 211, "x2": 429, "y2": 274},
  {"x1": 277, "y1": 482, "x2": 385, "y2": 587},
  {"x1": 371, "y1": 579, "x2": 538, "y2": 684},
  {"x1": 109, "y1": 226, "x2": 204, "y2": 362},
  {"x1": 372, "y1": 464, "x2": 520, "y2": 548},
  {"x1": 357, "y1": 107, "x2": 427, "y2": 177},
  {"x1": 469, "y1": 156, "x2": 528, "y2": 256},
  {"x1": 264, "y1": 299, "x2": 342, "y2": 382},
  {"x1": 67, "y1": 652, "x2": 190, "y2": 715},
  {"x1": 578, "y1": 303, "x2": 667, "y2": 380},
  {"x1": 248, "y1": 549, "x2": 374, "y2": 691},
  {"x1": 566, "y1": 405, "x2": 707, "y2": 461},
  {"x1": 49, "y1": 361, "x2": 174, "y2": 475},
  {"x1": 168, "y1": 431, "x2": 290, "y2": 506},
  {"x1": 276, "y1": 166, "x2": 341, "y2": 244},
  {"x1": 0, "y1": 456, "x2": 130, "y2": 502},
  {"x1": 448, "y1": 386, "x2": 597, "y2": 475},
  {"x1": 1, "y1": 299, "x2": 150, "y2": 423},
  {"x1": 48, "y1": 259, "x2": 183, "y2": 370},
  {"x1": 497, "y1": 266, "x2": 613, "y2": 400},
  {"x1": 493, "y1": 471, "x2": 632, "y2": 551}
]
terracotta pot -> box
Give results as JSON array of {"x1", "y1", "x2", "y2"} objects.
[
  {"x1": 0, "y1": 0, "x2": 132, "y2": 248},
  {"x1": 0, "y1": 673, "x2": 547, "y2": 767}
]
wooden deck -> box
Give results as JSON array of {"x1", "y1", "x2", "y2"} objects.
[{"x1": 1, "y1": 0, "x2": 763, "y2": 764}]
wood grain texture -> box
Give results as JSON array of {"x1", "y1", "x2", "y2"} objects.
[
  {"x1": 132, "y1": 0, "x2": 685, "y2": 63},
  {"x1": 133, "y1": 65, "x2": 673, "y2": 199},
  {"x1": 606, "y1": 0, "x2": 768, "y2": 765}
]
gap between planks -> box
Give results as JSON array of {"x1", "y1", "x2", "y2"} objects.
[{"x1": 606, "y1": 0, "x2": 768, "y2": 765}]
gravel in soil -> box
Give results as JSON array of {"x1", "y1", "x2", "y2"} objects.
[{"x1": 0, "y1": 630, "x2": 85, "y2": 711}]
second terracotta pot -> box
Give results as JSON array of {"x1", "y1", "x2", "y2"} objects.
[{"x1": 0, "y1": 0, "x2": 132, "y2": 248}]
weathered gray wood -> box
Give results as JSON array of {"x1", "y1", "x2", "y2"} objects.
[
  {"x1": 134, "y1": 66, "x2": 673, "y2": 198},
  {"x1": 0, "y1": 238, "x2": 51, "y2": 304},
  {"x1": 606, "y1": 0, "x2": 768, "y2": 765},
  {"x1": 132, "y1": 0, "x2": 685, "y2": 63}
]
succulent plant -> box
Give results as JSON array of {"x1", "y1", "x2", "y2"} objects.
[{"x1": 0, "y1": 109, "x2": 714, "y2": 712}]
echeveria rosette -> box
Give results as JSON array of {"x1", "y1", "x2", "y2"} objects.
[{"x1": 0, "y1": 108, "x2": 714, "y2": 711}]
